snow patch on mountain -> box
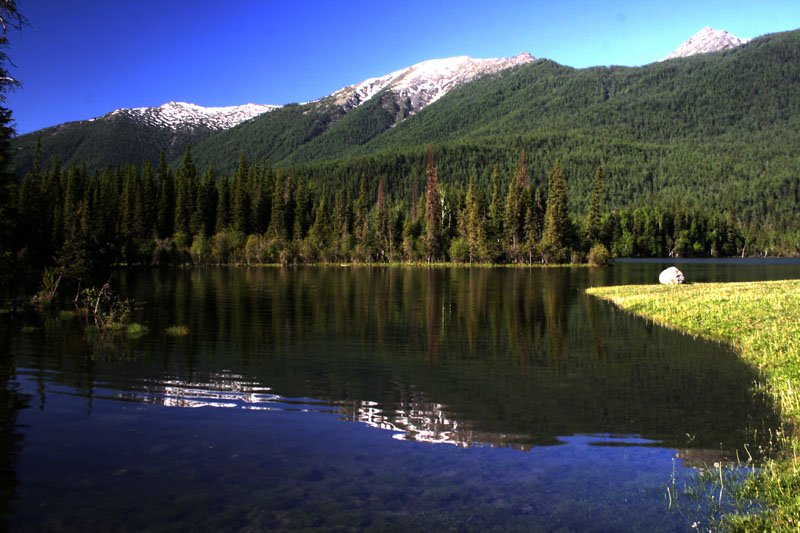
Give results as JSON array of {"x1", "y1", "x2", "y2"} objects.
[
  {"x1": 662, "y1": 26, "x2": 750, "y2": 61},
  {"x1": 100, "y1": 101, "x2": 281, "y2": 131},
  {"x1": 326, "y1": 52, "x2": 536, "y2": 114}
]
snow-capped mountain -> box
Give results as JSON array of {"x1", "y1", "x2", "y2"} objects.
[
  {"x1": 98, "y1": 101, "x2": 280, "y2": 132},
  {"x1": 325, "y1": 52, "x2": 537, "y2": 114},
  {"x1": 90, "y1": 53, "x2": 534, "y2": 134},
  {"x1": 662, "y1": 26, "x2": 750, "y2": 61}
]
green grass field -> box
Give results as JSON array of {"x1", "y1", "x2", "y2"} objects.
[{"x1": 587, "y1": 280, "x2": 800, "y2": 530}]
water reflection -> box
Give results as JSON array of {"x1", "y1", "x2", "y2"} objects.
[
  {"x1": 3, "y1": 264, "x2": 791, "y2": 530},
  {"x1": 59, "y1": 267, "x2": 780, "y2": 452},
  {"x1": 0, "y1": 324, "x2": 29, "y2": 531}
]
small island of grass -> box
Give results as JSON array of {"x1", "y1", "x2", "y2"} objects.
[
  {"x1": 165, "y1": 325, "x2": 190, "y2": 337},
  {"x1": 586, "y1": 279, "x2": 800, "y2": 530}
]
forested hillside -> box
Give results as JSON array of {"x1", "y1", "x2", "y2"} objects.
[
  {"x1": 8, "y1": 29, "x2": 800, "y2": 281},
  {"x1": 188, "y1": 28, "x2": 800, "y2": 227},
  {"x1": 12, "y1": 112, "x2": 211, "y2": 176}
]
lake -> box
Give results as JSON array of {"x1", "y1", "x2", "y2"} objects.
[{"x1": 3, "y1": 261, "x2": 799, "y2": 531}]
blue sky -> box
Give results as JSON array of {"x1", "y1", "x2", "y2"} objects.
[{"x1": 7, "y1": 0, "x2": 800, "y2": 134}]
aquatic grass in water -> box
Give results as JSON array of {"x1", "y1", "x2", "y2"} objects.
[
  {"x1": 587, "y1": 279, "x2": 800, "y2": 530},
  {"x1": 126, "y1": 323, "x2": 148, "y2": 338},
  {"x1": 165, "y1": 325, "x2": 189, "y2": 336}
]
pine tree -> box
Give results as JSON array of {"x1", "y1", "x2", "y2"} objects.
[
  {"x1": 173, "y1": 146, "x2": 198, "y2": 236},
  {"x1": 375, "y1": 176, "x2": 391, "y2": 261},
  {"x1": 524, "y1": 186, "x2": 545, "y2": 263},
  {"x1": 354, "y1": 175, "x2": 370, "y2": 244},
  {"x1": 585, "y1": 165, "x2": 605, "y2": 244},
  {"x1": 138, "y1": 161, "x2": 157, "y2": 239},
  {"x1": 723, "y1": 206, "x2": 739, "y2": 256},
  {"x1": 156, "y1": 151, "x2": 174, "y2": 239},
  {"x1": 232, "y1": 152, "x2": 250, "y2": 235},
  {"x1": 504, "y1": 150, "x2": 528, "y2": 260},
  {"x1": 0, "y1": 4, "x2": 26, "y2": 289},
  {"x1": 215, "y1": 176, "x2": 231, "y2": 232},
  {"x1": 308, "y1": 195, "x2": 331, "y2": 253},
  {"x1": 460, "y1": 177, "x2": 488, "y2": 262},
  {"x1": 423, "y1": 146, "x2": 441, "y2": 262},
  {"x1": 486, "y1": 164, "x2": 504, "y2": 261},
  {"x1": 250, "y1": 163, "x2": 272, "y2": 234},
  {"x1": 293, "y1": 176, "x2": 312, "y2": 240},
  {"x1": 193, "y1": 166, "x2": 218, "y2": 237},
  {"x1": 541, "y1": 160, "x2": 571, "y2": 263},
  {"x1": 268, "y1": 171, "x2": 286, "y2": 241},
  {"x1": 332, "y1": 188, "x2": 353, "y2": 259}
]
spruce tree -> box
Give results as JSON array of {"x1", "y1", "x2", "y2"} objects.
[
  {"x1": 585, "y1": 165, "x2": 605, "y2": 244},
  {"x1": 173, "y1": 146, "x2": 198, "y2": 236},
  {"x1": 308, "y1": 195, "x2": 331, "y2": 253},
  {"x1": 461, "y1": 177, "x2": 488, "y2": 262},
  {"x1": 293, "y1": 176, "x2": 311, "y2": 241},
  {"x1": 193, "y1": 166, "x2": 218, "y2": 237},
  {"x1": 140, "y1": 161, "x2": 157, "y2": 239},
  {"x1": 0, "y1": 4, "x2": 26, "y2": 290},
  {"x1": 232, "y1": 152, "x2": 250, "y2": 235},
  {"x1": 423, "y1": 146, "x2": 441, "y2": 262},
  {"x1": 268, "y1": 171, "x2": 286, "y2": 241},
  {"x1": 375, "y1": 176, "x2": 391, "y2": 261},
  {"x1": 156, "y1": 151, "x2": 174, "y2": 239},
  {"x1": 215, "y1": 176, "x2": 231, "y2": 232},
  {"x1": 250, "y1": 164, "x2": 272, "y2": 234},
  {"x1": 541, "y1": 160, "x2": 571, "y2": 263},
  {"x1": 354, "y1": 175, "x2": 370, "y2": 244},
  {"x1": 487, "y1": 164, "x2": 503, "y2": 261}
]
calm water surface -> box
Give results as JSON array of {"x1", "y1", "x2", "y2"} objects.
[{"x1": 3, "y1": 261, "x2": 798, "y2": 531}]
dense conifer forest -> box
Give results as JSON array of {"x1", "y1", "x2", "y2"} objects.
[{"x1": 10, "y1": 139, "x2": 767, "y2": 291}]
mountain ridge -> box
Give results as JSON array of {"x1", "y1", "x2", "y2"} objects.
[
  {"x1": 662, "y1": 26, "x2": 749, "y2": 60},
  {"x1": 100, "y1": 101, "x2": 281, "y2": 131},
  {"x1": 11, "y1": 27, "x2": 790, "y2": 180}
]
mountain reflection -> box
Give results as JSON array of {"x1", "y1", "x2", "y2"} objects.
[
  {"x1": 12, "y1": 267, "x2": 783, "y2": 455},
  {"x1": 339, "y1": 396, "x2": 535, "y2": 450}
]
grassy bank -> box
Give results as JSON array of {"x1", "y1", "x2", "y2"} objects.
[{"x1": 586, "y1": 279, "x2": 800, "y2": 530}]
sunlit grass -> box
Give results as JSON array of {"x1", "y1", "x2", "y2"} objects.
[
  {"x1": 587, "y1": 279, "x2": 800, "y2": 530},
  {"x1": 165, "y1": 325, "x2": 189, "y2": 337}
]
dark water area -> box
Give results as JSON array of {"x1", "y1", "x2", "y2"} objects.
[{"x1": 2, "y1": 262, "x2": 798, "y2": 531}]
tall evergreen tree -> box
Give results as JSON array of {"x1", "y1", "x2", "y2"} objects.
[
  {"x1": 487, "y1": 164, "x2": 504, "y2": 261},
  {"x1": 585, "y1": 165, "x2": 605, "y2": 244},
  {"x1": 423, "y1": 146, "x2": 441, "y2": 262},
  {"x1": 0, "y1": 3, "x2": 26, "y2": 290},
  {"x1": 375, "y1": 176, "x2": 391, "y2": 261},
  {"x1": 250, "y1": 163, "x2": 271, "y2": 234},
  {"x1": 156, "y1": 151, "x2": 175, "y2": 239},
  {"x1": 293, "y1": 176, "x2": 312, "y2": 241},
  {"x1": 332, "y1": 188, "x2": 353, "y2": 258},
  {"x1": 541, "y1": 160, "x2": 571, "y2": 263},
  {"x1": 354, "y1": 175, "x2": 370, "y2": 245},
  {"x1": 139, "y1": 160, "x2": 157, "y2": 239},
  {"x1": 193, "y1": 166, "x2": 218, "y2": 237},
  {"x1": 308, "y1": 195, "x2": 331, "y2": 253},
  {"x1": 173, "y1": 146, "x2": 198, "y2": 236},
  {"x1": 232, "y1": 152, "x2": 250, "y2": 235},
  {"x1": 460, "y1": 177, "x2": 488, "y2": 262},
  {"x1": 524, "y1": 186, "x2": 545, "y2": 262},
  {"x1": 268, "y1": 171, "x2": 287, "y2": 241},
  {"x1": 215, "y1": 175, "x2": 231, "y2": 232}
]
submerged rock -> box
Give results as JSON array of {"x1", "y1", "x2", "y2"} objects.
[{"x1": 659, "y1": 266, "x2": 685, "y2": 285}]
